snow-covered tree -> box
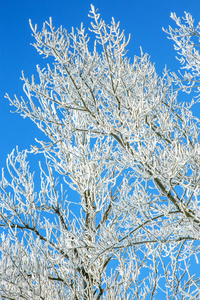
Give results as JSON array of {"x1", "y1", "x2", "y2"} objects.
[{"x1": 1, "y1": 6, "x2": 200, "y2": 299}]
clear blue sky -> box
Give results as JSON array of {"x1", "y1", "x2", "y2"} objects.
[{"x1": 1, "y1": 0, "x2": 200, "y2": 167}]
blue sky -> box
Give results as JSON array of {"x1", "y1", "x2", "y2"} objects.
[{"x1": 1, "y1": 0, "x2": 200, "y2": 167}]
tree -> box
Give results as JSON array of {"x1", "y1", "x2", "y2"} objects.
[{"x1": 1, "y1": 5, "x2": 200, "y2": 299}]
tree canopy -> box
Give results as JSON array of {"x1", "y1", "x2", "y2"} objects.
[{"x1": 1, "y1": 6, "x2": 200, "y2": 299}]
